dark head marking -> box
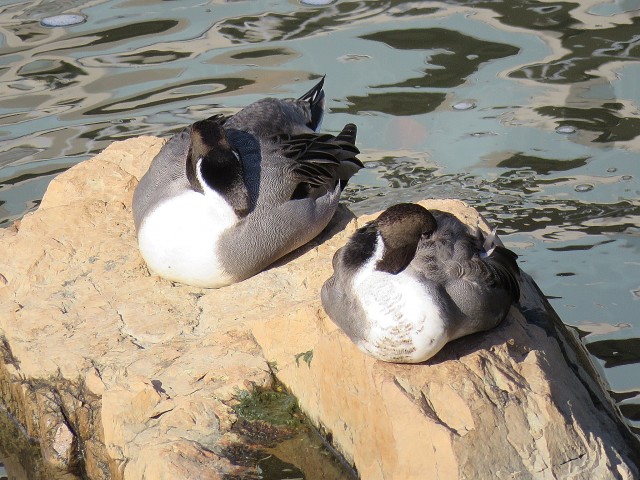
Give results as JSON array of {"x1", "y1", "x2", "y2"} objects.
[
  {"x1": 186, "y1": 115, "x2": 230, "y2": 193},
  {"x1": 375, "y1": 203, "x2": 437, "y2": 274},
  {"x1": 186, "y1": 115, "x2": 250, "y2": 217}
]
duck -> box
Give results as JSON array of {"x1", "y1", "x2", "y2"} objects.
[
  {"x1": 132, "y1": 76, "x2": 363, "y2": 288},
  {"x1": 321, "y1": 202, "x2": 520, "y2": 363}
]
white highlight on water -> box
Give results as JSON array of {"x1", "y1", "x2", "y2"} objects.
[
  {"x1": 40, "y1": 14, "x2": 86, "y2": 27},
  {"x1": 453, "y1": 101, "x2": 476, "y2": 111},
  {"x1": 300, "y1": 0, "x2": 336, "y2": 5}
]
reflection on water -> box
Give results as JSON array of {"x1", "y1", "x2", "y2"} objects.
[
  {"x1": 1, "y1": 0, "x2": 640, "y2": 470},
  {"x1": 362, "y1": 28, "x2": 520, "y2": 89},
  {"x1": 586, "y1": 338, "x2": 640, "y2": 369},
  {"x1": 536, "y1": 103, "x2": 640, "y2": 143},
  {"x1": 510, "y1": 17, "x2": 640, "y2": 83}
]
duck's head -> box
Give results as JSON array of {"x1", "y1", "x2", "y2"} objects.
[
  {"x1": 186, "y1": 115, "x2": 250, "y2": 216},
  {"x1": 186, "y1": 115, "x2": 236, "y2": 192},
  {"x1": 375, "y1": 203, "x2": 437, "y2": 274}
]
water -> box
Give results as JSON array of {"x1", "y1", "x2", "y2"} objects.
[{"x1": 0, "y1": 0, "x2": 639, "y2": 472}]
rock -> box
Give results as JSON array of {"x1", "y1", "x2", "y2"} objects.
[
  {"x1": 0, "y1": 136, "x2": 638, "y2": 479},
  {"x1": 253, "y1": 205, "x2": 640, "y2": 479}
]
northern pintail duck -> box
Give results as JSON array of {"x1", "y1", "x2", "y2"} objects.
[
  {"x1": 133, "y1": 77, "x2": 363, "y2": 287},
  {"x1": 321, "y1": 203, "x2": 520, "y2": 363}
]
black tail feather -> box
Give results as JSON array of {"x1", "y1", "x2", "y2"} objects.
[
  {"x1": 486, "y1": 245, "x2": 521, "y2": 303},
  {"x1": 336, "y1": 123, "x2": 357, "y2": 144},
  {"x1": 277, "y1": 125, "x2": 362, "y2": 195},
  {"x1": 298, "y1": 75, "x2": 325, "y2": 131},
  {"x1": 298, "y1": 75, "x2": 325, "y2": 104}
]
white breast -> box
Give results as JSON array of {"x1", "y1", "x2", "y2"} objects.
[
  {"x1": 351, "y1": 237, "x2": 449, "y2": 363},
  {"x1": 137, "y1": 189, "x2": 238, "y2": 288}
]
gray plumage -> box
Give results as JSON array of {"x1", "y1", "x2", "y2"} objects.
[
  {"x1": 321, "y1": 203, "x2": 520, "y2": 363},
  {"x1": 132, "y1": 77, "x2": 363, "y2": 287}
]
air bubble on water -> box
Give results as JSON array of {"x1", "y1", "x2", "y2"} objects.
[
  {"x1": 555, "y1": 125, "x2": 576, "y2": 134},
  {"x1": 40, "y1": 14, "x2": 86, "y2": 27},
  {"x1": 575, "y1": 184, "x2": 594, "y2": 192},
  {"x1": 300, "y1": 0, "x2": 336, "y2": 5},
  {"x1": 453, "y1": 101, "x2": 476, "y2": 111}
]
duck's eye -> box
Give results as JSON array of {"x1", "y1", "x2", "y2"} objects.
[{"x1": 420, "y1": 229, "x2": 434, "y2": 241}]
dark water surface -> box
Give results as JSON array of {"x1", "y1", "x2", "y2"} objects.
[{"x1": 1, "y1": 0, "x2": 639, "y2": 474}]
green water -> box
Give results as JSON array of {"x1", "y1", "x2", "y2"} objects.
[{"x1": 1, "y1": 0, "x2": 639, "y2": 475}]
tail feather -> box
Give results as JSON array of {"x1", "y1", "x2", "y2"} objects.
[
  {"x1": 481, "y1": 227, "x2": 498, "y2": 256},
  {"x1": 336, "y1": 123, "x2": 357, "y2": 144},
  {"x1": 278, "y1": 126, "x2": 362, "y2": 196},
  {"x1": 298, "y1": 75, "x2": 326, "y2": 132},
  {"x1": 485, "y1": 245, "x2": 521, "y2": 303}
]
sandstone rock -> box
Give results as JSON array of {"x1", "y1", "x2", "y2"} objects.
[
  {"x1": 253, "y1": 204, "x2": 640, "y2": 479},
  {"x1": 0, "y1": 137, "x2": 637, "y2": 479}
]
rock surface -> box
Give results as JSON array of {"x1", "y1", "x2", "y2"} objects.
[{"x1": 0, "y1": 136, "x2": 638, "y2": 479}]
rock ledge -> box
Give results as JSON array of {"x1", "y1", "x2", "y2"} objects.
[{"x1": 0, "y1": 137, "x2": 637, "y2": 479}]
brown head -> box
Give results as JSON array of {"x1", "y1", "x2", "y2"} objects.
[{"x1": 375, "y1": 203, "x2": 437, "y2": 274}]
